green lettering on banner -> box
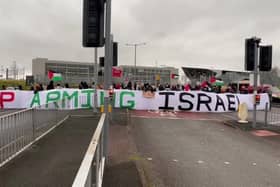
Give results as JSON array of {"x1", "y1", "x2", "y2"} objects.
[
  {"x1": 62, "y1": 91, "x2": 78, "y2": 108},
  {"x1": 81, "y1": 89, "x2": 94, "y2": 108},
  {"x1": 46, "y1": 91, "x2": 61, "y2": 108},
  {"x1": 120, "y1": 91, "x2": 135, "y2": 109},
  {"x1": 100, "y1": 91, "x2": 104, "y2": 106},
  {"x1": 30, "y1": 93, "x2": 41, "y2": 107}
]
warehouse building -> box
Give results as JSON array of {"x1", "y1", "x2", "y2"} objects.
[{"x1": 32, "y1": 58, "x2": 179, "y2": 86}]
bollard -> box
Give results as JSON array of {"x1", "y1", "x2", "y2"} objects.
[
  {"x1": 238, "y1": 103, "x2": 248, "y2": 123},
  {"x1": 108, "y1": 104, "x2": 112, "y2": 113},
  {"x1": 265, "y1": 102, "x2": 268, "y2": 126},
  {"x1": 100, "y1": 105, "x2": 104, "y2": 113}
]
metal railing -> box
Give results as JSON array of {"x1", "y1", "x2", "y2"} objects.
[
  {"x1": 72, "y1": 113, "x2": 106, "y2": 187},
  {"x1": 110, "y1": 108, "x2": 131, "y2": 126},
  {"x1": 265, "y1": 102, "x2": 280, "y2": 126},
  {"x1": 0, "y1": 100, "x2": 69, "y2": 168}
]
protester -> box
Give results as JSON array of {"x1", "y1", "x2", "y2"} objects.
[
  {"x1": 184, "y1": 83, "x2": 190, "y2": 91},
  {"x1": 56, "y1": 83, "x2": 62, "y2": 89},
  {"x1": 47, "y1": 81, "x2": 54, "y2": 90}
]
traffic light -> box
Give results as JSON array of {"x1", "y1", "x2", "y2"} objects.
[
  {"x1": 99, "y1": 57, "x2": 105, "y2": 67},
  {"x1": 98, "y1": 70, "x2": 103, "y2": 76},
  {"x1": 113, "y1": 42, "x2": 118, "y2": 66},
  {"x1": 255, "y1": 94, "x2": 261, "y2": 105},
  {"x1": 99, "y1": 42, "x2": 118, "y2": 67},
  {"x1": 245, "y1": 38, "x2": 256, "y2": 71},
  {"x1": 82, "y1": 0, "x2": 105, "y2": 47},
  {"x1": 259, "y1": 45, "x2": 272, "y2": 71}
]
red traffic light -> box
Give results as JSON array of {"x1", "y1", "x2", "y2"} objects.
[
  {"x1": 109, "y1": 89, "x2": 114, "y2": 98},
  {"x1": 255, "y1": 94, "x2": 261, "y2": 104}
]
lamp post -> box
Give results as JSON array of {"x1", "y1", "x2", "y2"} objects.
[{"x1": 126, "y1": 42, "x2": 146, "y2": 82}]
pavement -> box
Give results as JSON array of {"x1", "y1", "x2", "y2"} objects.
[
  {"x1": 130, "y1": 111, "x2": 280, "y2": 187},
  {"x1": 103, "y1": 109, "x2": 143, "y2": 187},
  {"x1": 0, "y1": 112, "x2": 99, "y2": 187}
]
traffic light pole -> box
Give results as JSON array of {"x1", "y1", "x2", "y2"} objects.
[
  {"x1": 104, "y1": 0, "x2": 112, "y2": 159},
  {"x1": 93, "y1": 48, "x2": 98, "y2": 113},
  {"x1": 253, "y1": 39, "x2": 259, "y2": 128}
]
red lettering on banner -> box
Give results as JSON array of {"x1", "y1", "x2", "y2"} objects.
[{"x1": 0, "y1": 92, "x2": 15, "y2": 109}]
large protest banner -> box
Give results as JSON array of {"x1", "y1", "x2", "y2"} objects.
[{"x1": 0, "y1": 89, "x2": 269, "y2": 112}]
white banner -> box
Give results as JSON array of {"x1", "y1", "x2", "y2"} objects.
[{"x1": 0, "y1": 89, "x2": 269, "y2": 112}]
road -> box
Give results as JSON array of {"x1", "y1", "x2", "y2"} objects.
[{"x1": 131, "y1": 112, "x2": 280, "y2": 187}]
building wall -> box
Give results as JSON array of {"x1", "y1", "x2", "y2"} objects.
[
  {"x1": 32, "y1": 58, "x2": 97, "y2": 85},
  {"x1": 119, "y1": 65, "x2": 179, "y2": 85},
  {"x1": 32, "y1": 58, "x2": 47, "y2": 79},
  {"x1": 32, "y1": 58, "x2": 179, "y2": 86}
]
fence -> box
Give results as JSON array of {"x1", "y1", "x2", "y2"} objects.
[
  {"x1": 72, "y1": 113, "x2": 106, "y2": 187},
  {"x1": 110, "y1": 108, "x2": 131, "y2": 126},
  {"x1": 265, "y1": 102, "x2": 280, "y2": 126},
  {"x1": 0, "y1": 100, "x2": 69, "y2": 168}
]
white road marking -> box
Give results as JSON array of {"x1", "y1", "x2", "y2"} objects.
[
  {"x1": 224, "y1": 161, "x2": 231, "y2": 165},
  {"x1": 197, "y1": 160, "x2": 204, "y2": 164}
]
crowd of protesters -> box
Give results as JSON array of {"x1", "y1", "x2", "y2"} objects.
[
  {"x1": 0, "y1": 79, "x2": 272, "y2": 95},
  {"x1": 111, "y1": 80, "x2": 272, "y2": 95}
]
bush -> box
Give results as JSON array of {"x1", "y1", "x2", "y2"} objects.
[{"x1": 0, "y1": 80, "x2": 30, "y2": 90}]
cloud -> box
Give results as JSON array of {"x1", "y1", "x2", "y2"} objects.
[{"x1": 0, "y1": 0, "x2": 279, "y2": 75}]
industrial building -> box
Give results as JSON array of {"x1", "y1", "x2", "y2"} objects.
[
  {"x1": 32, "y1": 58, "x2": 96, "y2": 84},
  {"x1": 182, "y1": 66, "x2": 250, "y2": 86},
  {"x1": 32, "y1": 58, "x2": 179, "y2": 86},
  {"x1": 118, "y1": 65, "x2": 179, "y2": 85}
]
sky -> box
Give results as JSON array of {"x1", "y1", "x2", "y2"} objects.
[{"x1": 0, "y1": 0, "x2": 280, "y2": 75}]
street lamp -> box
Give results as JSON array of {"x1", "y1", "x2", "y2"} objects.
[{"x1": 126, "y1": 42, "x2": 146, "y2": 81}]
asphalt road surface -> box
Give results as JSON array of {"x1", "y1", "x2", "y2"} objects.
[{"x1": 132, "y1": 113, "x2": 280, "y2": 187}]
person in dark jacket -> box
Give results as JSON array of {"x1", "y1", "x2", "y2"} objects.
[{"x1": 47, "y1": 81, "x2": 54, "y2": 90}]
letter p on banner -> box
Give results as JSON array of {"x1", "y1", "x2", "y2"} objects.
[{"x1": 0, "y1": 92, "x2": 15, "y2": 109}]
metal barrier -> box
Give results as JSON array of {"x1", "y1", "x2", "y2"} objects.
[
  {"x1": 0, "y1": 100, "x2": 69, "y2": 168},
  {"x1": 265, "y1": 102, "x2": 280, "y2": 126},
  {"x1": 72, "y1": 113, "x2": 106, "y2": 187},
  {"x1": 110, "y1": 108, "x2": 131, "y2": 126}
]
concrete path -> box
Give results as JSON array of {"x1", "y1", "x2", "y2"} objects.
[{"x1": 0, "y1": 114, "x2": 99, "y2": 187}]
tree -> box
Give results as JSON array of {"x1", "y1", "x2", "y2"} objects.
[{"x1": 260, "y1": 67, "x2": 280, "y2": 86}]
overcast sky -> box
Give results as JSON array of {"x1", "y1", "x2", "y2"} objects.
[{"x1": 0, "y1": 0, "x2": 280, "y2": 74}]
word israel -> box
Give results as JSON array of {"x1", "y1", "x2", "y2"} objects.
[
  {"x1": 114, "y1": 91, "x2": 269, "y2": 112},
  {"x1": 0, "y1": 90, "x2": 269, "y2": 112}
]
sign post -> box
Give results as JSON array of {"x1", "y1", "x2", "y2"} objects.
[
  {"x1": 252, "y1": 37, "x2": 261, "y2": 128},
  {"x1": 103, "y1": 0, "x2": 112, "y2": 159}
]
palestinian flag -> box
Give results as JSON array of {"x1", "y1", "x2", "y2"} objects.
[
  {"x1": 210, "y1": 76, "x2": 216, "y2": 83},
  {"x1": 171, "y1": 73, "x2": 179, "y2": 79},
  {"x1": 112, "y1": 67, "x2": 123, "y2": 77},
  {"x1": 48, "y1": 71, "x2": 62, "y2": 81}
]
